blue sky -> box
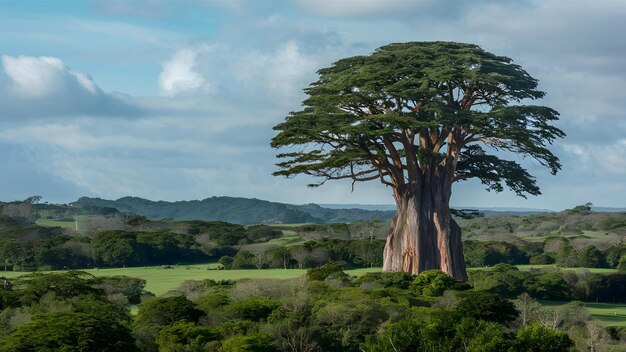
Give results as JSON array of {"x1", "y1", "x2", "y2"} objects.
[{"x1": 0, "y1": 0, "x2": 625, "y2": 210}]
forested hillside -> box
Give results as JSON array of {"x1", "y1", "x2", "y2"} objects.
[{"x1": 71, "y1": 196, "x2": 396, "y2": 224}]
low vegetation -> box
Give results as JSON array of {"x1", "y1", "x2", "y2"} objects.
[
  {"x1": 2, "y1": 200, "x2": 626, "y2": 350},
  {"x1": 4, "y1": 268, "x2": 619, "y2": 352}
]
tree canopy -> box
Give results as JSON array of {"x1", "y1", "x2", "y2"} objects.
[{"x1": 272, "y1": 41, "x2": 564, "y2": 197}]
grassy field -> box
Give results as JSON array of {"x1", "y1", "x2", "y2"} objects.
[
  {"x1": 469, "y1": 264, "x2": 617, "y2": 274},
  {"x1": 2, "y1": 263, "x2": 618, "y2": 295},
  {"x1": 541, "y1": 301, "x2": 626, "y2": 327},
  {"x1": 35, "y1": 215, "x2": 90, "y2": 231},
  {"x1": 244, "y1": 232, "x2": 308, "y2": 254},
  {"x1": 0, "y1": 265, "x2": 381, "y2": 296}
]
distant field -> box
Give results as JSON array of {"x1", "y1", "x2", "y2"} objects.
[
  {"x1": 0, "y1": 265, "x2": 381, "y2": 296},
  {"x1": 35, "y1": 215, "x2": 90, "y2": 231},
  {"x1": 271, "y1": 223, "x2": 317, "y2": 227},
  {"x1": 244, "y1": 233, "x2": 308, "y2": 254},
  {"x1": 470, "y1": 264, "x2": 617, "y2": 274},
  {"x1": 2, "y1": 264, "x2": 619, "y2": 295},
  {"x1": 541, "y1": 301, "x2": 626, "y2": 327}
]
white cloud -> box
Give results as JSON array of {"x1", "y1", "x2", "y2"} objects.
[
  {"x1": 0, "y1": 54, "x2": 138, "y2": 119},
  {"x1": 234, "y1": 41, "x2": 318, "y2": 102},
  {"x1": 2, "y1": 55, "x2": 98, "y2": 97},
  {"x1": 159, "y1": 47, "x2": 209, "y2": 97}
]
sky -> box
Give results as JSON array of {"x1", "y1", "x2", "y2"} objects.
[{"x1": 0, "y1": 0, "x2": 625, "y2": 210}]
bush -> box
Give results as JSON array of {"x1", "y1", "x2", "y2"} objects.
[
  {"x1": 306, "y1": 262, "x2": 348, "y2": 282},
  {"x1": 512, "y1": 323, "x2": 574, "y2": 352},
  {"x1": 411, "y1": 270, "x2": 459, "y2": 297},
  {"x1": 226, "y1": 298, "x2": 279, "y2": 321},
  {"x1": 529, "y1": 254, "x2": 555, "y2": 265},
  {"x1": 355, "y1": 271, "x2": 414, "y2": 289},
  {"x1": 456, "y1": 291, "x2": 519, "y2": 324},
  {"x1": 617, "y1": 256, "x2": 626, "y2": 272}
]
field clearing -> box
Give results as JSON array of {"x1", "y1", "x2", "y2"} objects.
[
  {"x1": 2, "y1": 264, "x2": 618, "y2": 295},
  {"x1": 35, "y1": 215, "x2": 91, "y2": 231},
  {"x1": 0, "y1": 265, "x2": 382, "y2": 296},
  {"x1": 541, "y1": 301, "x2": 626, "y2": 327},
  {"x1": 244, "y1": 233, "x2": 309, "y2": 253},
  {"x1": 470, "y1": 265, "x2": 617, "y2": 274}
]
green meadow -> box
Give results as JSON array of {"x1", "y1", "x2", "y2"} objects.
[
  {"x1": 0, "y1": 265, "x2": 381, "y2": 296},
  {"x1": 541, "y1": 301, "x2": 626, "y2": 327},
  {"x1": 35, "y1": 215, "x2": 91, "y2": 230}
]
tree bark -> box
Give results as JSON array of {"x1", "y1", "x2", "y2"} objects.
[{"x1": 382, "y1": 172, "x2": 467, "y2": 281}]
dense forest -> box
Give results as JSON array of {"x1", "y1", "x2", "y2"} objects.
[{"x1": 1, "y1": 266, "x2": 606, "y2": 351}]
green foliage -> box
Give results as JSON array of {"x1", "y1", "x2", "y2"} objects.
[
  {"x1": 92, "y1": 275, "x2": 146, "y2": 304},
  {"x1": 566, "y1": 203, "x2": 593, "y2": 215},
  {"x1": 218, "y1": 255, "x2": 233, "y2": 269},
  {"x1": 156, "y1": 322, "x2": 216, "y2": 352},
  {"x1": 468, "y1": 264, "x2": 530, "y2": 298},
  {"x1": 618, "y1": 256, "x2": 626, "y2": 272},
  {"x1": 355, "y1": 271, "x2": 414, "y2": 289},
  {"x1": 512, "y1": 323, "x2": 574, "y2": 352},
  {"x1": 226, "y1": 298, "x2": 279, "y2": 322},
  {"x1": 127, "y1": 215, "x2": 148, "y2": 227},
  {"x1": 196, "y1": 292, "x2": 231, "y2": 312},
  {"x1": 456, "y1": 291, "x2": 519, "y2": 324},
  {"x1": 231, "y1": 250, "x2": 256, "y2": 269},
  {"x1": 306, "y1": 261, "x2": 348, "y2": 282},
  {"x1": 134, "y1": 296, "x2": 204, "y2": 352},
  {"x1": 135, "y1": 296, "x2": 203, "y2": 328},
  {"x1": 362, "y1": 311, "x2": 513, "y2": 352},
  {"x1": 219, "y1": 333, "x2": 275, "y2": 352},
  {"x1": 576, "y1": 245, "x2": 606, "y2": 268},
  {"x1": 92, "y1": 230, "x2": 204, "y2": 267},
  {"x1": 245, "y1": 225, "x2": 283, "y2": 243},
  {"x1": 272, "y1": 41, "x2": 563, "y2": 198},
  {"x1": 529, "y1": 254, "x2": 555, "y2": 265},
  {"x1": 0, "y1": 296, "x2": 137, "y2": 352},
  {"x1": 525, "y1": 272, "x2": 571, "y2": 300},
  {"x1": 464, "y1": 240, "x2": 529, "y2": 267},
  {"x1": 411, "y1": 269, "x2": 459, "y2": 296},
  {"x1": 606, "y1": 245, "x2": 626, "y2": 268},
  {"x1": 13, "y1": 271, "x2": 101, "y2": 305},
  {"x1": 311, "y1": 288, "x2": 391, "y2": 351}
]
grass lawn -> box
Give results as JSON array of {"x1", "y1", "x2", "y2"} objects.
[
  {"x1": 244, "y1": 233, "x2": 309, "y2": 254},
  {"x1": 35, "y1": 215, "x2": 91, "y2": 231},
  {"x1": 1, "y1": 264, "x2": 382, "y2": 296},
  {"x1": 541, "y1": 301, "x2": 626, "y2": 327},
  {"x1": 269, "y1": 223, "x2": 317, "y2": 227}
]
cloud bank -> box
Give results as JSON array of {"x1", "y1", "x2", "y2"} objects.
[{"x1": 0, "y1": 55, "x2": 139, "y2": 120}]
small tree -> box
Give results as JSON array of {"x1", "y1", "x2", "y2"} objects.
[
  {"x1": 272, "y1": 42, "x2": 563, "y2": 279},
  {"x1": 617, "y1": 256, "x2": 626, "y2": 272},
  {"x1": 514, "y1": 293, "x2": 541, "y2": 327}
]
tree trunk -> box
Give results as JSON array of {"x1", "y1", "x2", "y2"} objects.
[{"x1": 382, "y1": 175, "x2": 467, "y2": 281}]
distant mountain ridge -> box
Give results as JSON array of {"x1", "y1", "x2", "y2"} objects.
[
  {"x1": 72, "y1": 196, "x2": 396, "y2": 224},
  {"x1": 70, "y1": 197, "x2": 626, "y2": 225}
]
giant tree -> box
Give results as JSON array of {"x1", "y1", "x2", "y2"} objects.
[{"x1": 271, "y1": 42, "x2": 564, "y2": 280}]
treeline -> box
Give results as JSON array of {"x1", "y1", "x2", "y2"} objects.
[
  {"x1": 469, "y1": 264, "x2": 626, "y2": 303},
  {"x1": 0, "y1": 219, "x2": 385, "y2": 271},
  {"x1": 464, "y1": 238, "x2": 626, "y2": 270},
  {"x1": 462, "y1": 205, "x2": 626, "y2": 239},
  {"x1": 0, "y1": 268, "x2": 591, "y2": 352},
  {"x1": 219, "y1": 237, "x2": 385, "y2": 270},
  {"x1": 3, "y1": 211, "x2": 626, "y2": 273}
]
